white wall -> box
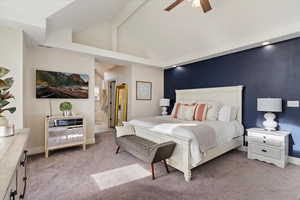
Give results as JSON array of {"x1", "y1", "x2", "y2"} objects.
[
  {"x1": 0, "y1": 26, "x2": 24, "y2": 128},
  {"x1": 24, "y1": 46, "x2": 95, "y2": 152},
  {"x1": 131, "y1": 65, "x2": 163, "y2": 118},
  {"x1": 73, "y1": 22, "x2": 112, "y2": 50},
  {"x1": 104, "y1": 64, "x2": 163, "y2": 120},
  {"x1": 105, "y1": 65, "x2": 133, "y2": 119}
]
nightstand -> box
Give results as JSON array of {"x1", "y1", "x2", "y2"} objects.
[{"x1": 247, "y1": 128, "x2": 290, "y2": 168}]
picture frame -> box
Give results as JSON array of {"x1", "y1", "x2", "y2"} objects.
[{"x1": 136, "y1": 81, "x2": 152, "y2": 100}]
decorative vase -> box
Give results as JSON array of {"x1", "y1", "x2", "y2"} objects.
[
  {"x1": 0, "y1": 116, "x2": 8, "y2": 127},
  {"x1": 63, "y1": 110, "x2": 72, "y2": 117}
]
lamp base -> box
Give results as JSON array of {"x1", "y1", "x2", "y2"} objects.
[
  {"x1": 263, "y1": 112, "x2": 278, "y2": 131},
  {"x1": 161, "y1": 107, "x2": 168, "y2": 116}
]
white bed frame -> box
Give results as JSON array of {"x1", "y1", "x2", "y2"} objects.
[{"x1": 134, "y1": 85, "x2": 244, "y2": 182}]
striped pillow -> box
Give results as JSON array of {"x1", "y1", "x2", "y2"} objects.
[{"x1": 194, "y1": 104, "x2": 208, "y2": 121}]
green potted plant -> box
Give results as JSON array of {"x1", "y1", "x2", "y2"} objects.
[
  {"x1": 0, "y1": 67, "x2": 16, "y2": 126},
  {"x1": 59, "y1": 102, "x2": 72, "y2": 116}
]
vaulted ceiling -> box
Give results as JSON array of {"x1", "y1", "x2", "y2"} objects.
[
  {"x1": 117, "y1": 0, "x2": 300, "y2": 66},
  {"x1": 1, "y1": 0, "x2": 300, "y2": 68},
  {"x1": 0, "y1": 0, "x2": 75, "y2": 28},
  {"x1": 47, "y1": 0, "x2": 130, "y2": 31}
]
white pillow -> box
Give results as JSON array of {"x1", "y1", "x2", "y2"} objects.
[
  {"x1": 115, "y1": 125, "x2": 135, "y2": 137},
  {"x1": 177, "y1": 104, "x2": 197, "y2": 121},
  {"x1": 218, "y1": 105, "x2": 238, "y2": 122},
  {"x1": 197, "y1": 101, "x2": 222, "y2": 121}
]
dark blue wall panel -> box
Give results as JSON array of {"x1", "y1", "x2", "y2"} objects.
[{"x1": 164, "y1": 38, "x2": 300, "y2": 157}]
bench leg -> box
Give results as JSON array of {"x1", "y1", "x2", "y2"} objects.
[
  {"x1": 163, "y1": 160, "x2": 169, "y2": 173},
  {"x1": 116, "y1": 146, "x2": 120, "y2": 154},
  {"x1": 151, "y1": 163, "x2": 155, "y2": 180}
]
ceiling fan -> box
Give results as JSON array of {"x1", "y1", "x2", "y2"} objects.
[{"x1": 165, "y1": 0, "x2": 212, "y2": 13}]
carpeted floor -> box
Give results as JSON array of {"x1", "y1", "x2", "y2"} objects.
[{"x1": 26, "y1": 132, "x2": 300, "y2": 200}]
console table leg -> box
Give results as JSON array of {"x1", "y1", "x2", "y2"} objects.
[{"x1": 45, "y1": 150, "x2": 49, "y2": 158}]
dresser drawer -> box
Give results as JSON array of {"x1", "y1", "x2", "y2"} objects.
[
  {"x1": 248, "y1": 135, "x2": 282, "y2": 147},
  {"x1": 249, "y1": 143, "x2": 281, "y2": 160},
  {"x1": 248, "y1": 131, "x2": 283, "y2": 147}
]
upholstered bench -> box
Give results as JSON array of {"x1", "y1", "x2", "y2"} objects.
[{"x1": 113, "y1": 130, "x2": 176, "y2": 180}]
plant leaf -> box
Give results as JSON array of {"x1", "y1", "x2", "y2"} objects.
[
  {"x1": 0, "y1": 67, "x2": 9, "y2": 78},
  {"x1": 0, "y1": 92, "x2": 14, "y2": 100},
  {"x1": 0, "y1": 100, "x2": 9, "y2": 108},
  {"x1": 0, "y1": 80, "x2": 8, "y2": 89},
  {"x1": 0, "y1": 107, "x2": 16, "y2": 114},
  {"x1": 4, "y1": 78, "x2": 13, "y2": 89}
]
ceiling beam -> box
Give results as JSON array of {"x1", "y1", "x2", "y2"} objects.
[{"x1": 44, "y1": 41, "x2": 163, "y2": 68}]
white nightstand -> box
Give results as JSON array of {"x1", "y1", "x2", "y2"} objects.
[{"x1": 247, "y1": 128, "x2": 290, "y2": 168}]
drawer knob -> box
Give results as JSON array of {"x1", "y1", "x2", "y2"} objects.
[
  {"x1": 261, "y1": 149, "x2": 267, "y2": 153},
  {"x1": 263, "y1": 140, "x2": 266, "y2": 143}
]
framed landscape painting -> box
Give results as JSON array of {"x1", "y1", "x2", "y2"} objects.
[
  {"x1": 136, "y1": 81, "x2": 152, "y2": 100},
  {"x1": 36, "y1": 70, "x2": 89, "y2": 99}
]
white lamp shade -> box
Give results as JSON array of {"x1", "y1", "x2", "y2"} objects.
[
  {"x1": 160, "y1": 98, "x2": 170, "y2": 107},
  {"x1": 257, "y1": 98, "x2": 282, "y2": 112}
]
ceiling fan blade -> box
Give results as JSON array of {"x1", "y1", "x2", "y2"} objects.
[
  {"x1": 200, "y1": 0, "x2": 212, "y2": 13},
  {"x1": 164, "y1": 0, "x2": 185, "y2": 11}
]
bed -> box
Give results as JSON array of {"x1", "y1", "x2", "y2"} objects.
[{"x1": 128, "y1": 86, "x2": 244, "y2": 182}]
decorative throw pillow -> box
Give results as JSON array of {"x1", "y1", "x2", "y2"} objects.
[
  {"x1": 194, "y1": 104, "x2": 209, "y2": 121},
  {"x1": 177, "y1": 104, "x2": 197, "y2": 121},
  {"x1": 197, "y1": 101, "x2": 221, "y2": 121},
  {"x1": 171, "y1": 101, "x2": 196, "y2": 118},
  {"x1": 218, "y1": 105, "x2": 238, "y2": 122},
  {"x1": 115, "y1": 125, "x2": 135, "y2": 137}
]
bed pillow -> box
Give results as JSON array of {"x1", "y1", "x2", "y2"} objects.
[
  {"x1": 194, "y1": 104, "x2": 209, "y2": 121},
  {"x1": 177, "y1": 104, "x2": 197, "y2": 121},
  {"x1": 197, "y1": 101, "x2": 221, "y2": 121},
  {"x1": 171, "y1": 103, "x2": 180, "y2": 118},
  {"x1": 218, "y1": 105, "x2": 238, "y2": 122},
  {"x1": 115, "y1": 124, "x2": 135, "y2": 137},
  {"x1": 171, "y1": 101, "x2": 197, "y2": 117}
]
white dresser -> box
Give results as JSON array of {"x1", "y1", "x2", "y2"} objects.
[
  {"x1": 0, "y1": 129, "x2": 29, "y2": 200},
  {"x1": 247, "y1": 128, "x2": 290, "y2": 168}
]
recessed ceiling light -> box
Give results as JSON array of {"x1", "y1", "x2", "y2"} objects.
[{"x1": 262, "y1": 41, "x2": 270, "y2": 46}]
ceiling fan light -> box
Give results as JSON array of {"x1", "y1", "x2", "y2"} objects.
[{"x1": 192, "y1": 0, "x2": 201, "y2": 8}]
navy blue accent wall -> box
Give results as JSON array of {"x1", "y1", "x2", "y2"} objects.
[{"x1": 164, "y1": 38, "x2": 300, "y2": 157}]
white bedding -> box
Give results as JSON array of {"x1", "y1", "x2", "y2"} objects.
[{"x1": 129, "y1": 116, "x2": 244, "y2": 166}]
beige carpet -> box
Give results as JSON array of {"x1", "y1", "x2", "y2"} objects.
[{"x1": 26, "y1": 132, "x2": 300, "y2": 200}]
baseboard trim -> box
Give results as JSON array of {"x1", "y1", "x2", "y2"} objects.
[
  {"x1": 288, "y1": 156, "x2": 300, "y2": 166},
  {"x1": 27, "y1": 137, "x2": 96, "y2": 156},
  {"x1": 238, "y1": 146, "x2": 300, "y2": 166}
]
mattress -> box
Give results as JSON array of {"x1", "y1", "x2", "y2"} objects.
[
  {"x1": 129, "y1": 116, "x2": 244, "y2": 144},
  {"x1": 128, "y1": 116, "x2": 244, "y2": 166}
]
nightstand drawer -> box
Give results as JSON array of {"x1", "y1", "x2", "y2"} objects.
[
  {"x1": 248, "y1": 135, "x2": 282, "y2": 147},
  {"x1": 249, "y1": 143, "x2": 281, "y2": 160}
]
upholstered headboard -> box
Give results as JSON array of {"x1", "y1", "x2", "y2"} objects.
[{"x1": 175, "y1": 85, "x2": 244, "y2": 123}]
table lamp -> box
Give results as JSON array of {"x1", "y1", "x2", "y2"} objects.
[
  {"x1": 257, "y1": 98, "x2": 282, "y2": 131},
  {"x1": 160, "y1": 99, "x2": 170, "y2": 116}
]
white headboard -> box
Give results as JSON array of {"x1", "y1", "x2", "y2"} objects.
[{"x1": 176, "y1": 85, "x2": 244, "y2": 123}]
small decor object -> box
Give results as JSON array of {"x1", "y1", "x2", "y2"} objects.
[
  {"x1": 59, "y1": 102, "x2": 73, "y2": 116},
  {"x1": 160, "y1": 99, "x2": 170, "y2": 116},
  {"x1": 0, "y1": 66, "x2": 16, "y2": 137},
  {"x1": 136, "y1": 81, "x2": 152, "y2": 100},
  {"x1": 257, "y1": 98, "x2": 282, "y2": 131}
]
